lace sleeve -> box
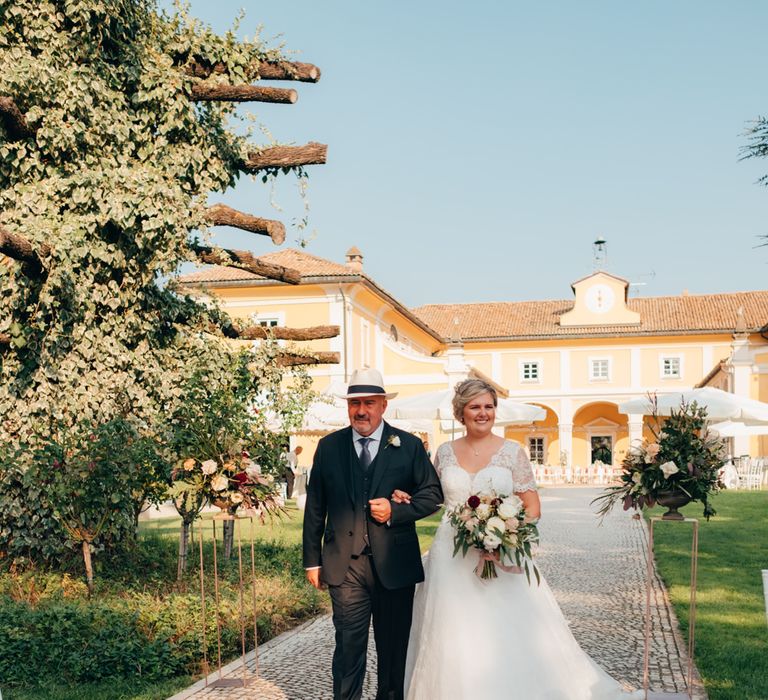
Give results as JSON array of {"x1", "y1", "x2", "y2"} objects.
[
  {"x1": 512, "y1": 442, "x2": 537, "y2": 492},
  {"x1": 433, "y1": 442, "x2": 451, "y2": 476}
]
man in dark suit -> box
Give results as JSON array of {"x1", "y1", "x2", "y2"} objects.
[{"x1": 303, "y1": 369, "x2": 443, "y2": 700}]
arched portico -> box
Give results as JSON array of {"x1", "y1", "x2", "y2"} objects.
[
  {"x1": 571, "y1": 402, "x2": 629, "y2": 472},
  {"x1": 506, "y1": 403, "x2": 560, "y2": 464}
]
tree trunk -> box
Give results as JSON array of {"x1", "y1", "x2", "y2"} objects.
[
  {"x1": 275, "y1": 351, "x2": 340, "y2": 367},
  {"x1": 190, "y1": 244, "x2": 302, "y2": 284},
  {"x1": 0, "y1": 224, "x2": 50, "y2": 278},
  {"x1": 0, "y1": 96, "x2": 34, "y2": 140},
  {"x1": 177, "y1": 517, "x2": 192, "y2": 581},
  {"x1": 237, "y1": 324, "x2": 340, "y2": 341},
  {"x1": 243, "y1": 143, "x2": 327, "y2": 172},
  {"x1": 204, "y1": 204, "x2": 286, "y2": 244},
  {"x1": 190, "y1": 83, "x2": 297, "y2": 104},
  {"x1": 222, "y1": 519, "x2": 235, "y2": 560},
  {"x1": 183, "y1": 59, "x2": 320, "y2": 83},
  {"x1": 82, "y1": 541, "x2": 94, "y2": 595}
]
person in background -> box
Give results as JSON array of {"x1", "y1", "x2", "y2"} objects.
[{"x1": 283, "y1": 445, "x2": 303, "y2": 499}]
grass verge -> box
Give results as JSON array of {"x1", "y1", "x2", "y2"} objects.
[{"x1": 647, "y1": 490, "x2": 768, "y2": 700}]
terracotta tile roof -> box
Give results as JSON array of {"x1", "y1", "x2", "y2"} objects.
[
  {"x1": 177, "y1": 250, "x2": 768, "y2": 341},
  {"x1": 177, "y1": 266, "x2": 260, "y2": 283},
  {"x1": 176, "y1": 249, "x2": 444, "y2": 343},
  {"x1": 177, "y1": 249, "x2": 355, "y2": 285},
  {"x1": 413, "y1": 292, "x2": 768, "y2": 340}
]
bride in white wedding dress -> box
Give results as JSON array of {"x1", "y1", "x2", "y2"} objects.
[{"x1": 401, "y1": 379, "x2": 642, "y2": 700}]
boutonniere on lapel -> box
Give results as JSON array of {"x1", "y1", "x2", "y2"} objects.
[{"x1": 385, "y1": 434, "x2": 401, "y2": 449}]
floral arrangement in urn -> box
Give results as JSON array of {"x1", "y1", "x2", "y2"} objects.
[
  {"x1": 593, "y1": 399, "x2": 726, "y2": 520},
  {"x1": 170, "y1": 450, "x2": 286, "y2": 521}
]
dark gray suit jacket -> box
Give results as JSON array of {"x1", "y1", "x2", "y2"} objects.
[{"x1": 302, "y1": 422, "x2": 443, "y2": 589}]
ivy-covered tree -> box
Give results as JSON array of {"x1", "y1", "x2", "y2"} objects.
[{"x1": 0, "y1": 0, "x2": 337, "y2": 565}]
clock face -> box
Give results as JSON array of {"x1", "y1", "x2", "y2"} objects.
[{"x1": 585, "y1": 284, "x2": 615, "y2": 313}]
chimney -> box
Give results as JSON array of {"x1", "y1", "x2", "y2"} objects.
[
  {"x1": 734, "y1": 305, "x2": 748, "y2": 338},
  {"x1": 345, "y1": 246, "x2": 363, "y2": 272}
]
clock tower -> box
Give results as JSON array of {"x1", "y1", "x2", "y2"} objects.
[{"x1": 559, "y1": 272, "x2": 641, "y2": 327}]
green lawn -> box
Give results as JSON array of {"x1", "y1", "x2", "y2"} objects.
[
  {"x1": 139, "y1": 501, "x2": 444, "y2": 552},
  {"x1": 646, "y1": 491, "x2": 768, "y2": 700}
]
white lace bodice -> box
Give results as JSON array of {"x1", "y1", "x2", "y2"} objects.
[{"x1": 434, "y1": 440, "x2": 537, "y2": 508}]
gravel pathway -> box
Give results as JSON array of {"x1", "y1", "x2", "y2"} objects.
[{"x1": 167, "y1": 487, "x2": 705, "y2": 700}]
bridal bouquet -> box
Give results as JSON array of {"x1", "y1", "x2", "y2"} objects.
[{"x1": 448, "y1": 490, "x2": 540, "y2": 583}]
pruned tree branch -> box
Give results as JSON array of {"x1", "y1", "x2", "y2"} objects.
[
  {"x1": 204, "y1": 204, "x2": 286, "y2": 244},
  {"x1": 190, "y1": 243, "x2": 301, "y2": 285},
  {"x1": 237, "y1": 324, "x2": 339, "y2": 341},
  {"x1": 190, "y1": 83, "x2": 297, "y2": 104},
  {"x1": 243, "y1": 142, "x2": 327, "y2": 172},
  {"x1": 0, "y1": 97, "x2": 35, "y2": 140},
  {"x1": 275, "y1": 351, "x2": 340, "y2": 367},
  {"x1": 0, "y1": 224, "x2": 50, "y2": 278},
  {"x1": 184, "y1": 59, "x2": 321, "y2": 83}
]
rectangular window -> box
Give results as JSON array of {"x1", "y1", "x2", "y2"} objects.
[
  {"x1": 528, "y1": 437, "x2": 545, "y2": 465},
  {"x1": 520, "y1": 361, "x2": 540, "y2": 382},
  {"x1": 257, "y1": 318, "x2": 279, "y2": 328},
  {"x1": 661, "y1": 356, "x2": 681, "y2": 378},
  {"x1": 590, "y1": 358, "x2": 610, "y2": 381}
]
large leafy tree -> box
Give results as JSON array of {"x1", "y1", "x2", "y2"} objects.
[{"x1": 0, "y1": 0, "x2": 336, "y2": 564}]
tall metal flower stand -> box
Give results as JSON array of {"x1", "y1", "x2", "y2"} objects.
[
  {"x1": 643, "y1": 516, "x2": 699, "y2": 700},
  {"x1": 197, "y1": 511, "x2": 260, "y2": 689}
]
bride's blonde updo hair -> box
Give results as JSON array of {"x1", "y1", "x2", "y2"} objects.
[{"x1": 452, "y1": 378, "x2": 498, "y2": 423}]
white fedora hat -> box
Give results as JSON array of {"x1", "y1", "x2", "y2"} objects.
[{"x1": 337, "y1": 368, "x2": 398, "y2": 400}]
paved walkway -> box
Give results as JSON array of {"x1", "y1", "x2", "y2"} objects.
[{"x1": 168, "y1": 488, "x2": 706, "y2": 700}]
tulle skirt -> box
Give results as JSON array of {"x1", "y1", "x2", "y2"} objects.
[{"x1": 404, "y1": 519, "x2": 642, "y2": 700}]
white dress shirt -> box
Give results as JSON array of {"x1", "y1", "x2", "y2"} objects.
[{"x1": 351, "y1": 421, "x2": 385, "y2": 462}]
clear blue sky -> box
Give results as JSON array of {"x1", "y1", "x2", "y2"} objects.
[{"x1": 171, "y1": 1, "x2": 768, "y2": 307}]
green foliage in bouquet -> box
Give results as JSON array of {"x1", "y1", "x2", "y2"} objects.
[{"x1": 593, "y1": 399, "x2": 726, "y2": 520}]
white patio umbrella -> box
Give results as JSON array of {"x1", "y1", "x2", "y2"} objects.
[
  {"x1": 708, "y1": 420, "x2": 768, "y2": 437},
  {"x1": 298, "y1": 393, "x2": 432, "y2": 435},
  {"x1": 618, "y1": 387, "x2": 768, "y2": 424},
  {"x1": 387, "y1": 389, "x2": 545, "y2": 425}
]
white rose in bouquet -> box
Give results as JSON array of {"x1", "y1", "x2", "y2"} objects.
[
  {"x1": 660, "y1": 461, "x2": 679, "y2": 478},
  {"x1": 230, "y1": 491, "x2": 244, "y2": 504},
  {"x1": 475, "y1": 503, "x2": 491, "y2": 520},
  {"x1": 483, "y1": 532, "x2": 501, "y2": 550},
  {"x1": 505, "y1": 517, "x2": 519, "y2": 531},
  {"x1": 465, "y1": 517, "x2": 479, "y2": 532},
  {"x1": 486, "y1": 516, "x2": 506, "y2": 534},
  {"x1": 245, "y1": 462, "x2": 262, "y2": 478},
  {"x1": 211, "y1": 474, "x2": 229, "y2": 491},
  {"x1": 201, "y1": 459, "x2": 218, "y2": 475},
  {"x1": 498, "y1": 496, "x2": 523, "y2": 519}
]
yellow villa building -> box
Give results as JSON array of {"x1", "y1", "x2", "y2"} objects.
[{"x1": 179, "y1": 247, "x2": 768, "y2": 473}]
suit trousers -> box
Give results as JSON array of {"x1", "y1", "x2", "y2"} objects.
[
  {"x1": 328, "y1": 554, "x2": 415, "y2": 700},
  {"x1": 283, "y1": 469, "x2": 296, "y2": 499}
]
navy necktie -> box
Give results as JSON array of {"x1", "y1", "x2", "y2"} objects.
[{"x1": 358, "y1": 437, "x2": 372, "y2": 470}]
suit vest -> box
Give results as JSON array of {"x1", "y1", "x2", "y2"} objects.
[{"x1": 350, "y1": 443, "x2": 378, "y2": 556}]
